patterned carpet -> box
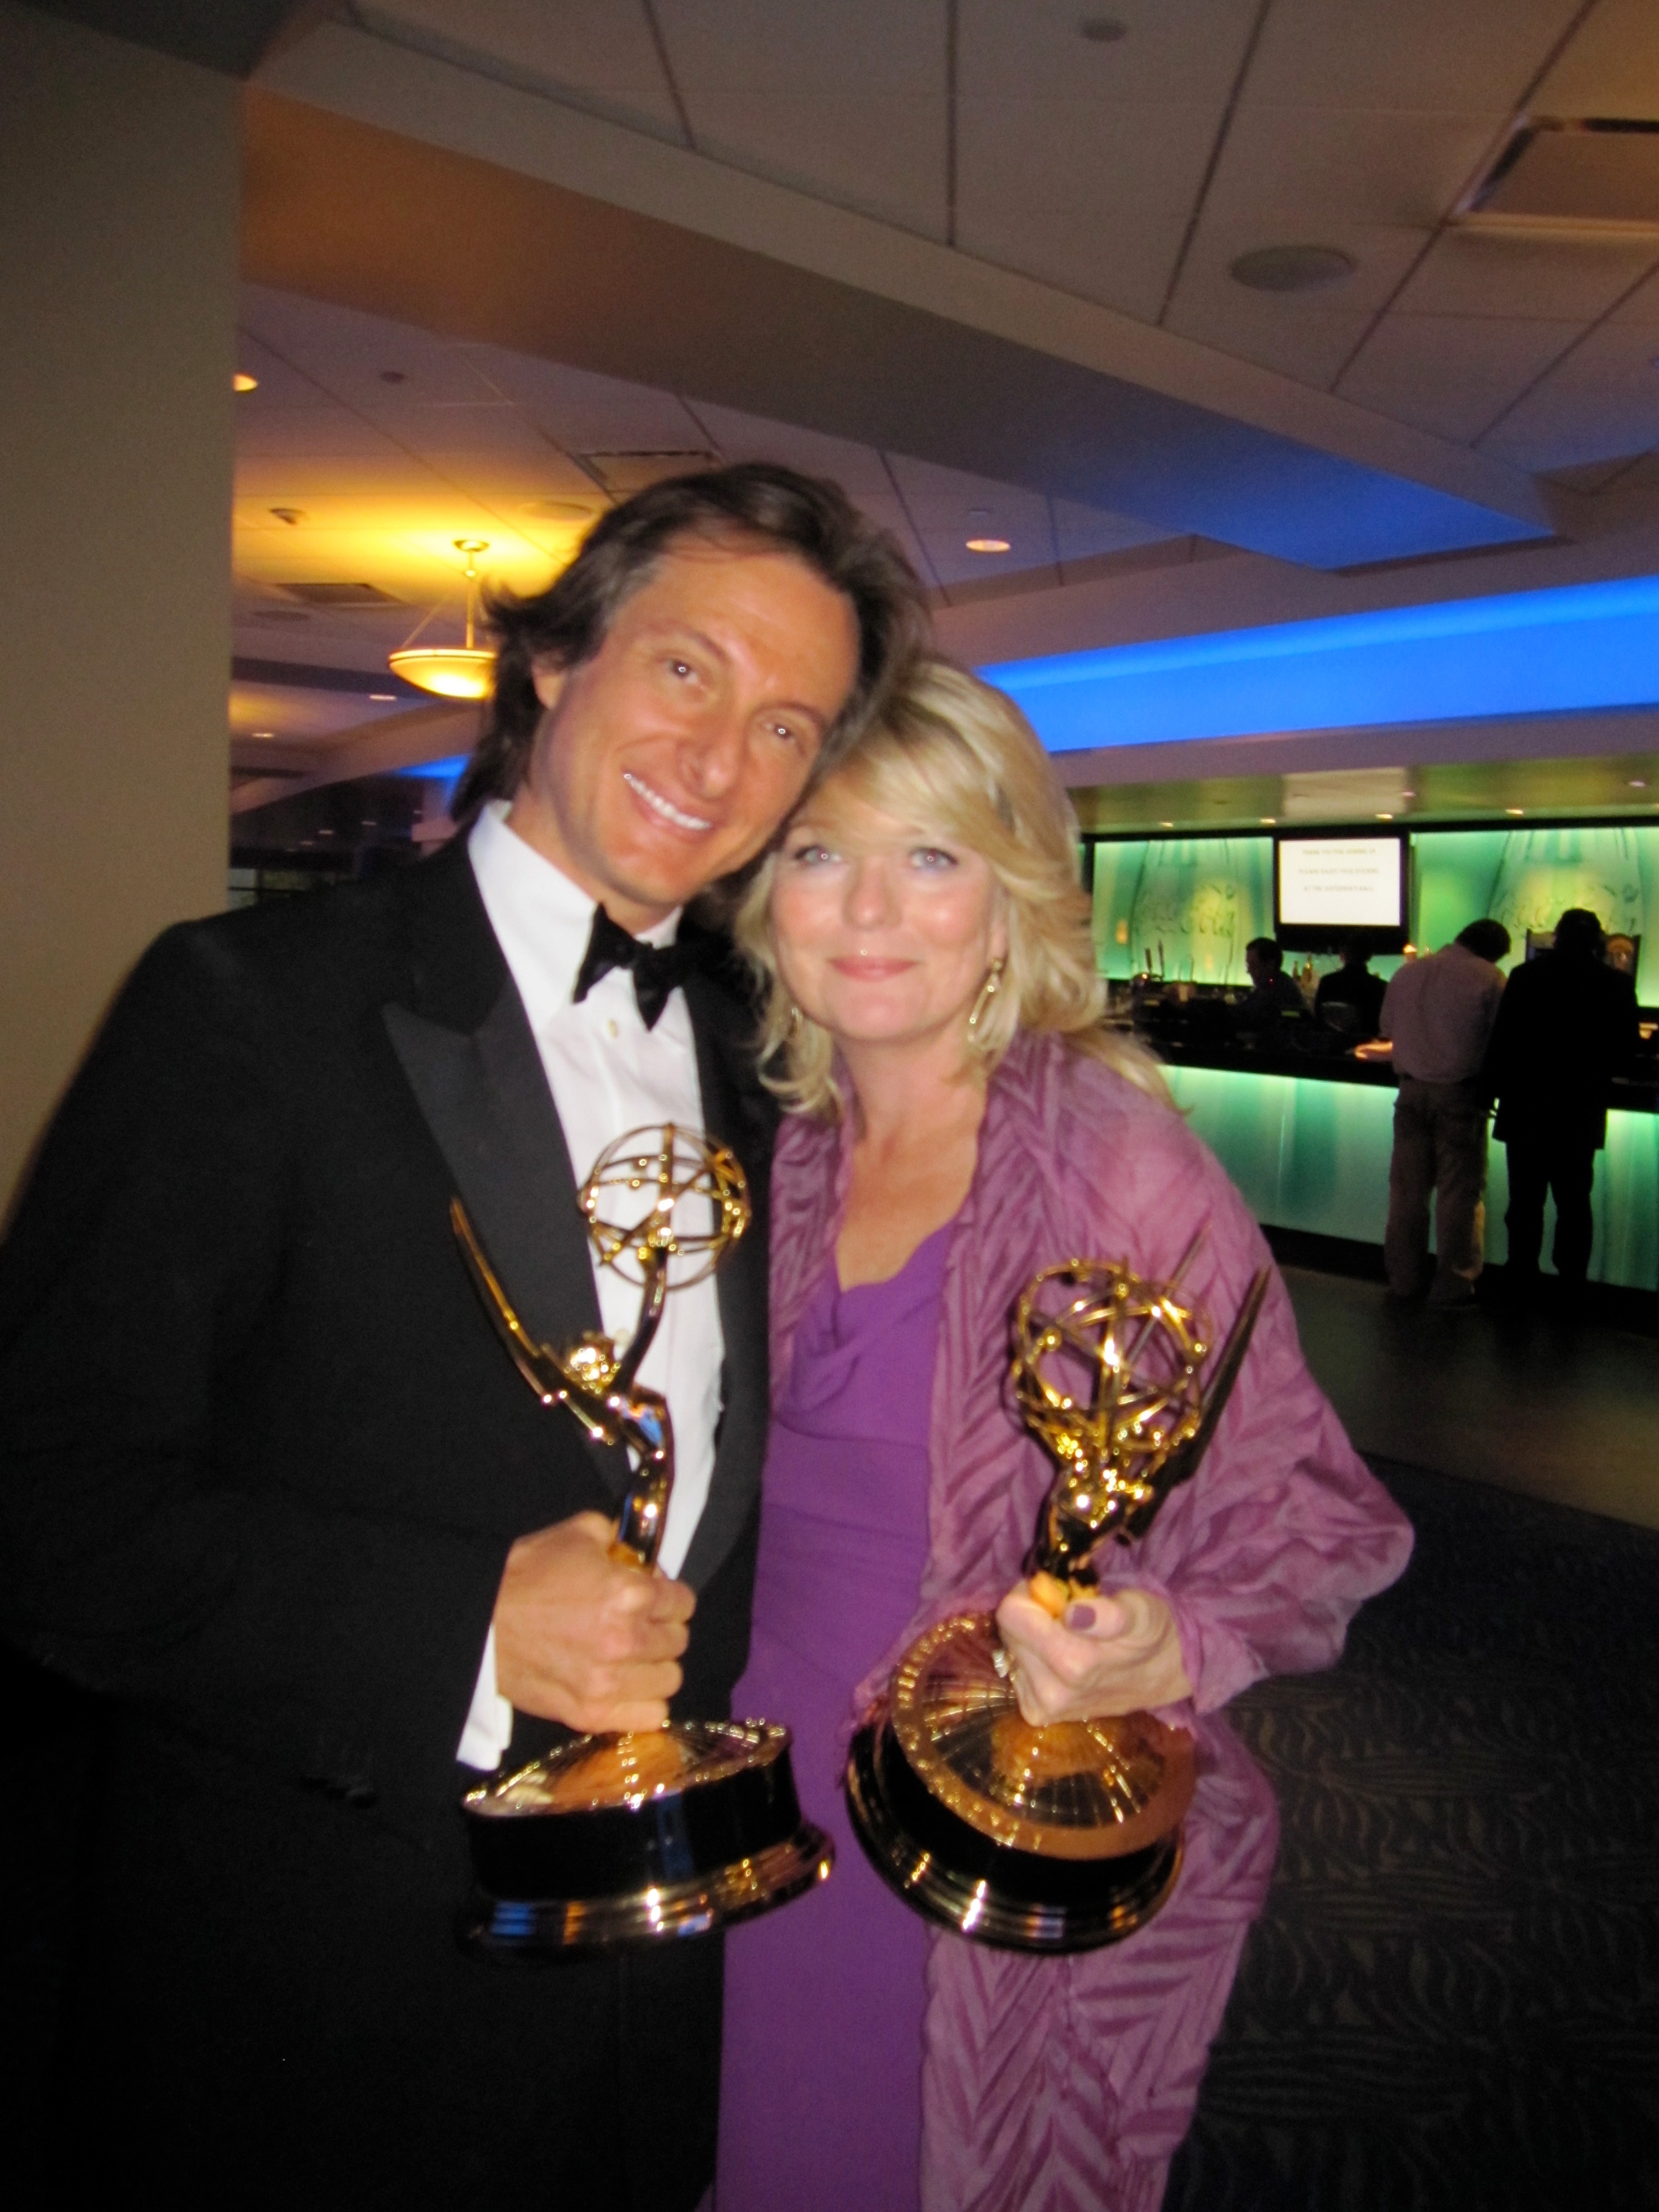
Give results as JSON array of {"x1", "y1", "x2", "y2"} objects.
[{"x1": 1165, "y1": 1458, "x2": 1659, "y2": 2212}]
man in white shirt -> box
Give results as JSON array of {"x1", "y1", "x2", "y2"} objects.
[
  {"x1": 1378, "y1": 919, "x2": 1511, "y2": 1304},
  {"x1": 0, "y1": 465, "x2": 927, "y2": 2206}
]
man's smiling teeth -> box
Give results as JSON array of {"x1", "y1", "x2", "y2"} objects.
[{"x1": 623, "y1": 768, "x2": 713, "y2": 833}]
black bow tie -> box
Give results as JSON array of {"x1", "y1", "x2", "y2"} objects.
[{"x1": 572, "y1": 905, "x2": 698, "y2": 1031}]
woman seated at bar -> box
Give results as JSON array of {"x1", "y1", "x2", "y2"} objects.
[{"x1": 716, "y1": 659, "x2": 1412, "y2": 2212}]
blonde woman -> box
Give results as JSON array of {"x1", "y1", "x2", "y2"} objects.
[{"x1": 714, "y1": 661, "x2": 1411, "y2": 2212}]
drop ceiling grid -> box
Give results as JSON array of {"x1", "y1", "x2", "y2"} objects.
[
  {"x1": 348, "y1": 0, "x2": 1659, "y2": 488},
  {"x1": 652, "y1": 0, "x2": 951, "y2": 239},
  {"x1": 951, "y1": 0, "x2": 1262, "y2": 324},
  {"x1": 233, "y1": 285, "x2": 1161, "y2": 653},
  {"x1": 1167, "y1": 0, "x2": 1587, "y2": 399}
]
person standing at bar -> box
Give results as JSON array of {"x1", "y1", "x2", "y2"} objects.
[
  {"x1": 1316, "y1": 938, "x2": 1386, "y2": 1039},
  {"x1": 1482, "y1": 907, "x2": 1640, "y2": 1308},
  {"x1": 1379, "y1": 920, "x2": 1511, "y2": 1306}
]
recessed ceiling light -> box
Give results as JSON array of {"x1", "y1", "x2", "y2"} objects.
[
  {"x1": 250, "y1": 729, "x2": 275, "y2": 739},
  {"x1": 1629, "y1": 778, "x2": 1647, "y2": 789},
  {"x1": 233, "y1": 372, "x2": 258, "y2": 393},
  {"x1": 369, "y1": 692, "x2": 397, "y2": 702},
  {"x1": 1401, "y1": 788, "x2": 1416, "y2": 799},
  {"x1": 1160, "y1": 820, "x2": 1174, "y2": 828},
  {"x1": 966, "y1": 536, "x2": 1011, "y2": 554},
  {"x1": 1260, "y1": 815, "x2": 1276, "y2": 825},
  {"x1": 1078, "y1": 15, "x2": 1126, "y2": 39},
  {"x1": 1506, "y1": 806, "x2": 1525, "y2": 816},
  {"x1": 1376, "y1": 811, "x2": 1394, "y2": 820},
  {"x1": 1231, "y1": 245, "x2": 1356, "y2": 293}
]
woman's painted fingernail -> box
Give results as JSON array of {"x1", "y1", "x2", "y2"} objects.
[{"x1": 1064, "y1": 1603, "x2": 1097, "y2": 1631}]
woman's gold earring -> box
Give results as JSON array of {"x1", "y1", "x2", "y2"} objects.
[
  {"x1": 966, "y1": 956, "x2": 1006, "y2": 1036},
  {"x1": 786, "y1": 1001, "x2": 805, "y2": 1041}
]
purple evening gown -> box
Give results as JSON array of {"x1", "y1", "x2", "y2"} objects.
[{"x1": 715, "y1": 1225, "x2": 950, "y2": 2212}]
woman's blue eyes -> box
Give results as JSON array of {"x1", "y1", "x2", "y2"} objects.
[{"x1": 785, "y1": 844, "x2": 958, "y2": 869}]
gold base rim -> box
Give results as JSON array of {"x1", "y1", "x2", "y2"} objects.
[
  {"x1": 846, "y1": 1725, "x2": 1182, "y2": 1952},
  {"x1": 462, "y1": 1823, "x2": 834, "y2": 1956}
]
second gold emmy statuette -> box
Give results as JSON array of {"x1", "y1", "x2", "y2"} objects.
[
  {"x1": 454, "y1": 1124, "x2": 833, "y2": 1954},
  {"x1": 847, "y1": 1237, "x2": 1269, "y2": 1952}
]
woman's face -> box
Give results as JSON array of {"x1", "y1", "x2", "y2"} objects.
[{"x1": 769, "y1": 779, "x2": 1008, "y2": 1056}]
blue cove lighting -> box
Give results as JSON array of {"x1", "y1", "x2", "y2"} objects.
[
  {"x1": 397, "y1": 754, "x2": 469, "y2": 782},
  {"x1": 982, "y1": 575, "x2": 1659, "y2": 754}
]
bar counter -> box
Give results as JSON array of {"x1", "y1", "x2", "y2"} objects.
[{"x1": 1119, "y1": 1006, "x2": 1659, "y2": 1293}]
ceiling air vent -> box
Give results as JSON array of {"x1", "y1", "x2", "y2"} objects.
[
  {"x1": 278, "y1": 581, "x2": 405, "y2": 607},
  {"x1": 1459, "y1": 118, "x2": 1659, "y2": 235},
  {"x1": 580, "y1": 451, "x2": 719, "y2": 496}
]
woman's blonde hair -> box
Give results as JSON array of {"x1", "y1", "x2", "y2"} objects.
[{"x1": 734, "y1": 657, "x2": 1169, "y2": 1118}]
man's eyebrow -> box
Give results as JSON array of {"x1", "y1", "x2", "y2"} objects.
[{"x1": 643, "y1": 620, "x2": 836, "y2": 735}]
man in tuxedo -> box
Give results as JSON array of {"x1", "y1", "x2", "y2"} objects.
[{"x1": 0, "y1": 464, "x2": 926, "y2": 2205}]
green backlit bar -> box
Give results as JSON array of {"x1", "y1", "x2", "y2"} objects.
[{"x1": 1166, "y1": 1066, "x2": 1659, "y2": 1292}]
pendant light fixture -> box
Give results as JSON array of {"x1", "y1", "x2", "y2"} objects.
[{"x1": 389, "y1": 539, "x2": 495, "y2": 700}]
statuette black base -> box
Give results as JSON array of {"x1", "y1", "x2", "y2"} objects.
[{"x1": 463, "y1": 1720, "x2": 833, "y2": 1955}]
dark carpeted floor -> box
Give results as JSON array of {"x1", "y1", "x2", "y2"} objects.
[{"x1": 1165, "y1": 1457, "x2": 1659, "y2": 2212}]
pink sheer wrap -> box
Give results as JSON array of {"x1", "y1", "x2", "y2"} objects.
[{"x1": 766, "y1": 1031, "x2": 1413, "y2": 2211}]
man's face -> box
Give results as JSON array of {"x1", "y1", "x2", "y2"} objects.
[
  {"x1": 1245, "y1": 946, "x2": 1267, "y2": 987},
  {"x1": 507, "y1": 538, "x2": 861, "y2": 931}
]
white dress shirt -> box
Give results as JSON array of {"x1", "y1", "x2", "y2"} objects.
[
  {"x1": 1380, "y1": 942, "x2": 1505, "y2": 1084},
  {"x1": 455, "y1": 801, "x2": 726, "y2": 1767}
]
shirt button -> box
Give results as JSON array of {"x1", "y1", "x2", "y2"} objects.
[{"x1": 606, "y1": 1018, "x2": 619, "y2": 1039}]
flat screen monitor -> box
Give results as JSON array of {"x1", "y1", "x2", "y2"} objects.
[{"x1": 1274, "y1": 833, "x2": 1408, "y2": 952}]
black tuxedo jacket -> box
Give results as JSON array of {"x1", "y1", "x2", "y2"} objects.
[
  {"x1": 0, "y1": 839, "x2": 776, "y2": 2206},
  {"x1": 1484, "y1": 948, "x2": 1639, "y2": 1152}
]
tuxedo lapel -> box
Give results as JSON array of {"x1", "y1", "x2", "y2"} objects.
[
  {"x1": 679, "y1": 967, "x2": 774, "y2": 1592},
  {"x1": 382, "y1": 846, "x2": 628, "y2": 1503}
]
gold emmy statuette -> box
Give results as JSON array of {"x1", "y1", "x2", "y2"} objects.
[
  {"x1": 846, "y1": 1238, "x2": 1270, "y2": 1953},
  {"x1": 453, "y1": 1124, "x2": 833, "y2": 1954}
]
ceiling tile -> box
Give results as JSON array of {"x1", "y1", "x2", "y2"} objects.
[
  {"x1": 233, "y1": 330, "x2": 326, "y2": 408},
  {"x1": 234, "y1": 410, "x2": 403, "y2": 461},
  {"x1": 1165, "y1": 223, "x2": 1426, "y2": 387},
  {"x1": 1479, "y1": 316, "x2": 1659, "y2": 471},
  {"x1": 1164, "y1": 293, "x2": 1376, "y2": 388},
  {"x1": 653, "y1": 0, "x2": 947, "y2": 237},
  {"x1": 241, "y1": 285, "x2": 500, "y2": 404},
  {"x1": 234, "y1": 454, "x2": 446, "y2": 499},
  {"x1": 1533, "y1": 0, "x2": 1659, "y2": 120},
  {"x1": 360, "y1": 0, "x2": 685, "y2": 137},
  {"x1": 460, "y1": 348, "x2": 711, "y2": 455},
  {"x1": 955, "y1": 101, "x2": 1219, "y2": 320},
  {"x1": 362, "y1": 403, "x2": 557, "y2": 457},
  {"x1": 1203, "y1": 105, "x2": 1505, "y2": 231},
  {"x1": 1610, "y1": 264, "x2": 1659, "y2": 327},
  {"x1": 884, "y1": 453, "x2": 1055, "y2": 587},
  {"x1": 1393, "y1": 229, "x2": 1659, "y2": 321},
  {"x1": 681, "y1": 399, "x2": 892, "y2": 496},
  {"x1": 1243, "y1": 0, "x2": 1583, "y2": 109},
  {"x1": 1337, "y1": 314, "x2": 1580, "y2": 443},
  {"x1": 958, "y1": 0, "x2": 1260, "y2": 104}
]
